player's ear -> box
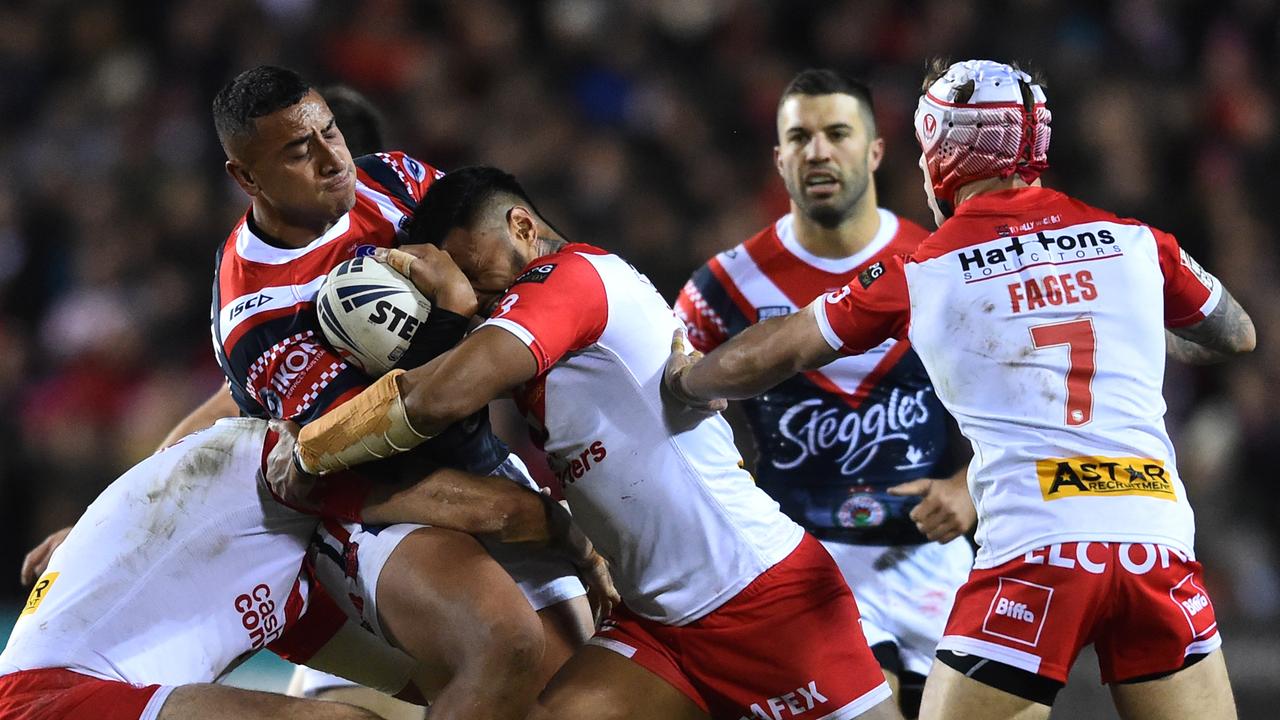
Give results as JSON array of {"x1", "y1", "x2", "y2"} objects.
[
  {"x1": 868, "y1": 137, "x2": 885, "y2": 173},
  {"x1": 225, "y1": 160, "x2": 260, "y2": 197},
  {"x1": 773, "y1": 145, "x2": 783, "y2": 177},
  {"x1": 508, "y1": 205, "x2": 536, "y2": 244}
]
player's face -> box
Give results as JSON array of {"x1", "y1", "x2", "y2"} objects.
[
  {"x1": 233, "y1": 90, "x2": 357, "y2": 229},
  {"x1": 775, "y1": 94, "x2": 883, "y2": 229},
  {"x1": 439, "y1": 219, "x2": 527, "y2": 317},
  {"x1": 919, "y1": 153, "x2": 945, "y2": 228}
]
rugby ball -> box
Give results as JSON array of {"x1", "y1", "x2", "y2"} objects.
[{"x1": 316, "y1": 255, "x2": 431, "y2": 376}]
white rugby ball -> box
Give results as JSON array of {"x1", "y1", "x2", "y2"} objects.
[{"x1": 316, "y1": 255, "x2": 431, "y2": 376}]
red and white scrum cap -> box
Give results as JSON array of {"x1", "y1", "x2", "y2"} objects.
[{"x1": 914, "y1": 59, "x2": 1051, "y2": 210}]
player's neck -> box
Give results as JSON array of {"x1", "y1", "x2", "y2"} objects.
[
  {"x1": 249, "y1": 202, "x2": 339, "y2": 249},
  {"x1": 790, "y1": 194, "x2": 881, "y2": 260},
  {"x1": 953, "y1": 177, "x2": 1038, "y2": 208}
]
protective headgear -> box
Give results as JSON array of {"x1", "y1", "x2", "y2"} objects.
[{"x1": 914, "y1": 60, "x2": 1051, "y2": 215}]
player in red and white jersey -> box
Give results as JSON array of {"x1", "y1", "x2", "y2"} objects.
[
  {"x1": 676, "y1": 70, "x2": 975, "y2": 716},
  {"x1": 276, "y1": 166, "x2": 900, "y2": 719},
  {"x1": 665, "y1": 60, "x2": 1254, "y2": 720},
  {"x1": 206, "y1": 66, "x2": 594, "y2": 720}
]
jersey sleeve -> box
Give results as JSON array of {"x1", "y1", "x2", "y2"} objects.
[
  {"x1": 359, "y1": 151, "x2": 443, "y2": 205},
  {"x1": 1152, "y1": 227, "x2": 1223, "y2": 327},
  {"x1": 809, "y1": 256, "x2": 911, "y2": 355},
  {"x1": 479, "y1": 252, "x2": 609, "y2": 375},
  {"x1": 674, "y1": 265, "x2": 731, "y2": 353}
]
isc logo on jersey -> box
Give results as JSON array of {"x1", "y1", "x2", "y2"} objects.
[
  {"x1": 316, "y1": 256, "x2": 432, "y2": 376},
  {"x1": 1036, "y1": 456, "x2": 1174, "y2": 501}
]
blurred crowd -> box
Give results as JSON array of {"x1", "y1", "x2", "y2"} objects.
[{"x1": 0, "y1": 0, "x2": 1277, "y2": 636}]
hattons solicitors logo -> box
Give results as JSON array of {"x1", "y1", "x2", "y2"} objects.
[{"x1": 773, "y1": 388, "x2": 932, "y2": 476}]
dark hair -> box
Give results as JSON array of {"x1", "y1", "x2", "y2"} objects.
[
  {"x1": 320, "y1": 84, "x2": 386, "y2": 157},
  {"x1": 410, "y1": 166, "x2": 560, "y2": 246},
  {"x1": 779, "y1": 68, "x2": 876, "y2": 131},
  {"x1": 212, "y1": 65, "x2": 312, "y2": 152}
]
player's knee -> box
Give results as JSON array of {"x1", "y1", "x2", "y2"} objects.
[{"x1": 475, "y1": 613, "x2": 546, "y2": 679}]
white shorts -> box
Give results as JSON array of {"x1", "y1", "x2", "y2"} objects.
[
  {"x1": 312, "y1": 453, "x2": 586, "y2": 639},
  {"x1": 822, "y1": 539, "x2": 974, "y2": 677}
]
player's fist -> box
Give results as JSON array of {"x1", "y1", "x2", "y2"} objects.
[
  {"x1": 663, "y1": 329, "x2": 728, "y2": 413},
  {"x1": 374, "y1": 245, "x2": 478, "y2": 317},
  {"x1": 262, "y1": 420, "x2": 321, "y2": 513},
  {"x1": 887, "y1": 472, "x2": 976, "y2": 544},
  {"x1": 21, "y1": 526, "x2": 71, "y2": 585}
]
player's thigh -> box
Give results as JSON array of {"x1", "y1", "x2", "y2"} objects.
[
  {"x1": 918, "y1": 661, "x2": 1049, "y2": 720},
  {"x1": 533, "y1": 644, "x2": 708, "y2": 720},
  {"x1": 1109, "y1": 649, "x2": 1237, "y2": 720},
  {"x1": 374, "y1": 526, "x2": 545, "y2": 672},
  {"x1": 157, "y1": 683, "x2": 382, "y2": 720},
  {"x1": 310, "y1": 686, "x2": 426, "y2": 720},
  {"x1": 535, "y1": 595, "x2": 594, "y2": 686}
]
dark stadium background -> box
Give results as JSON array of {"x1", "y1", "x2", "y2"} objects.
[{"x1": 0, "y1": 1, "x2": 1276, "y2": 715}]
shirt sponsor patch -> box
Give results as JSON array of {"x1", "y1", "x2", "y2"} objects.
[
  {"x1": 1036, "y1": 456, "x2": 1174, "y2": 501},
  {"x1": 858, "y1": 261, "x2": 885, "y2": 289},
  {"x1": 514, "y1": 263, "x2": 556, "y2": 285},
  {"x1": 757, "y1": 305, "x2": 791, "y2": 320},
  {"x1": 22, "y1": 572, "x2": 59, "y2": 617}
]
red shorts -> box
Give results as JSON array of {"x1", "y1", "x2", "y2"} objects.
[
  {"x1": 938, "y1": 542, "x2": 1221, "y2": 683},
  {"x1": 0, "y1": 668, "x2": 173, "y2": 720},
  {"x1": 591, "y1": 534, "x2": 891, "y2": 720}
]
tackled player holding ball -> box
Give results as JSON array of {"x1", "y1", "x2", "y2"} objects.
[
  {"x1": 274, "y1": 166, "x2": 904, "y2": 720},
  {"x1": 664, "y1": 60, "x2": 1252, "y2": 720}
]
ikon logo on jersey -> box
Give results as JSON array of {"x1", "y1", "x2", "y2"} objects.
[
  {"x1": 1036, "y1": 456, "x2": 1174, "y2": 501},
  {"x1": 21, "y1": 572, "x2": 59, "y2": 617},
  {"x1": 982, "y1": 577, "x2": 1052, "y2": 647}
]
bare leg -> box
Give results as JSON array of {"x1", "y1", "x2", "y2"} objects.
[
  {"x1": 1110, "y1": 650, "x2": 1237, "y2": 720},
  {"x1": 529, "y1": 644, "x2": 708, "y2": 720},
  {"x1": 310, "y1": 688, "x2": 425, "y2": 720},
  {"x1": 157, "y1": 684, "x2": 384, "y2": 719},
  {"x1": 374, "y1": 527, "x2": 546, "y2": 720},
  {"x1": 534, "y1": 595, "x2": 594, "y2": 688},
  {"x1": 918, "y1": 661, "x2": 1049, "y2": 720}
]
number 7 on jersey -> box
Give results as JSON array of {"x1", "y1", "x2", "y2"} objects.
[{"x1": 1029, "y1": 318, "x2": 1096, "y2": 427}]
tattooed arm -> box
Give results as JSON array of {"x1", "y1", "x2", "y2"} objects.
[{"x1": 1166, "y1": 287, "x2": 1256, "y2": 365}]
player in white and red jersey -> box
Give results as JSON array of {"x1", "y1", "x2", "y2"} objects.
[
  {"x1": 676, "y1": 69, "x2": 974, "y2": 716},
  {"x1": 0, "y1": 416, "x2": 597, "y2": 720},
  {"x1": 665, "y1": 60, "x2": 1254, "y2": 720},
  {"x1": 207, "y1": 66, "x2": 594, "y2": 720},
  {"x1": 275, "y1": 166, "x2": 900, "y2": 720},
  {"x1": 0, "y1": 418, "x2": 362, "y2": 720}
]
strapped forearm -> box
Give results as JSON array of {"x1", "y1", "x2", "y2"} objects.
[{"x1": 295, "y1": 369, "x2": 432, "y2": 474}]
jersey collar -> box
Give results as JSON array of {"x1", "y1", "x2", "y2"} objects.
[
  {"x1": 775, "y1": 208, "x2": 898, "y2": 274},
  {"x1": 235, "y1": 210, "x2": 352, "y2": 265}
]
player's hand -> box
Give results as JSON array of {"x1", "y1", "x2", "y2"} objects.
[
  {"x1": 662, "y1": 329, "x2": 727, "y2": 413},
  {"x1": 263, "y1": 420, "x2": 321, "y2": 513},
  {"x1": 374, "y1": 245, "x2": 478, "y2": 317},
  {"x1": 887, "y1": 472, "x2": 976, "y2": 544},
  {"x1": 21, "y1": 526, "x2": 72, "y2": 585},
  {"x1": 578, "y1": 548, "x2": 620, "y2": 626}
]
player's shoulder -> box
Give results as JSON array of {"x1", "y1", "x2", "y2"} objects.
[
  {"x1": 509, "y1": 243, "x2": 609, "y2": 289},
  {"x1": 354, "y1": 151, "x2": 443, "y2": 202}
]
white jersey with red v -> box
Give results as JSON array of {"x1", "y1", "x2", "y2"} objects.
[
  {"x1": 482, "y1": 244, "x2": 804, "y2": 625},
  {"x1": 814, "y1": 187, "x2": 1220, "y2": 568},
  {"x1": 212, "y1": 151, "x2": 440, "y2": 424}
]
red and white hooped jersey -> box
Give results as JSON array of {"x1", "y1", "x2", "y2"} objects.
[
  {"x1": 0, "y1": 419, "x2": 315, "y2": 686},
  {"x1": 482, "y1": 244, "x2": 805, "y2": 625},
  {"x1": 212, "y1": 151, "x2": 441, "y2": 424},
  {"x1": 812, "y1": 187, "x2": 1220, "y2": 568}
]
